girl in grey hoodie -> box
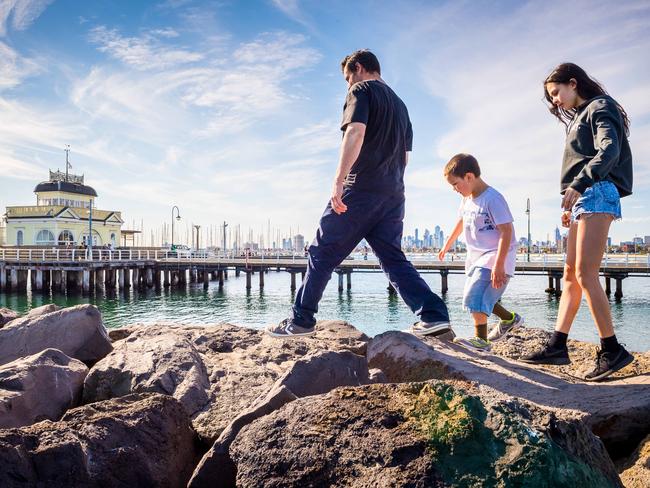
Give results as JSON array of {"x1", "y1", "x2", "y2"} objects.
[{"x1": 521, "y1": 63, "x2": 634, "y2": 381}]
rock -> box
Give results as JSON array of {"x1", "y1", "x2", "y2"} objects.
[
  {"x1": 0, "y1": 393, "x2": 197, "y2": 488},
  {"x1": 0, "y1": 304, "x2": 113, "y2": 366},
  {"x1": 84, "y1": 320, "x2": 368, "y2": 443},
  {"x1": 188, "y1": 385, "x2": 298, "y2": 488},
  {"x1": 368, "y1": 368, "x2": 388, "y2": 383},
  {"x1": 23, "y1": 304, "x2": 61, "y2": 319},
  {"x1": 275, "y1": 349, "x2": 369, "y2": 397},
  {"x1": 229, "y1": 381, "x2": 621, "y2": 487},
  {"x1": 0, "y1": 308, "x2": 19, "y2": 328},
  {"x1": 189, "y1": 350, "x2": 370, "y2": 487},
  {"x1": 368, "y1": 327, "x2": 650, "y2": 457},
  {"x1": 367, "y1": 330, "x2": 467, "y2": 382},
  {"x1": 108, "y1": 326, "x2": 135, "y2": 342},
  {"x1": 83, "y1": 327, "x2": 211, "y2": 417},
  {"x1": 0, "y1": 348, "x2": 88, "y2": 428},
  {"x1": 619, "y1": 433, "x2": 650, "y2": 488},
  {"x1": 488, "y1": 327, "x2": 650, "y2": 455}
]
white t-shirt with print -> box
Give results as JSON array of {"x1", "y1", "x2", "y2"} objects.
[{"x1": 459, "y1": 186, "x2": 517, "y2": 276}]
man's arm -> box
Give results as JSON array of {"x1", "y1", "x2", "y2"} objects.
[{"x1": 331, "y1": 122, "x2": 366, "y2": 214}]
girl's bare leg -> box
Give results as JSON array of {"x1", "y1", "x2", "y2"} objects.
[
  {"x1": 574, "y1": 214, "x2": 615, "y2": 338},
  {"x1": 555, "y1": 221, "x2": 582, "y2": 334}
]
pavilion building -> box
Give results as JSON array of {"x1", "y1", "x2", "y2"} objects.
[{"x1": 3, "y1": 169, "x2": 123, "y2": 247}]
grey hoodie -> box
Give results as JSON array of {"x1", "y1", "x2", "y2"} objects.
[{"x1": 561, "y1": 95, "x2": 633, "y2": 197}]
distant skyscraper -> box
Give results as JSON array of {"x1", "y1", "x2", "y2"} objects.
[{"x1": 293, "y1": 234, "x2": 305, "y2": 251}]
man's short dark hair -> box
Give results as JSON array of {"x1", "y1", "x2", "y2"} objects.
[
  {"x1": 341, "y1": 49, "x2": 381, "y2": 75},
  {"x1": 444, "y1": 153, "x2": 481, "y2": 178}
]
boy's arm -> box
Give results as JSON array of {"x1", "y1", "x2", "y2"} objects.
[
  {"x1": 492, "y1": 222, "x2": 513, "y2": 288},
  {"x1": 438, "y1": 217, "x2": 463, "y2": 261}
]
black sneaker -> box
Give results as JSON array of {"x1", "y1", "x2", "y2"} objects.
[
  {"x1": 519, "y1": 344, "x2": 570, "y2": 365},
  {"x1": 584, "y1": 346, "x2": 634, "y2": 382},
  {"x1": 265, "y1": 318, "x2": 315, "y2": 338}
]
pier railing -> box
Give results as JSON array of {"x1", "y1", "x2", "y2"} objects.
[{"x1": 1, "y1": 247, "x2": 649, "y2": 268}]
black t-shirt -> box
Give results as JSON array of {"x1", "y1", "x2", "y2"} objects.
[{"x1": 341, "y1": 80, "x2": 412, "y2": 193}]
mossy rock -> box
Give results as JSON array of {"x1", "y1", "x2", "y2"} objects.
[{"x1": 398, "y1": 383, "x2": 614, "y2": 488}]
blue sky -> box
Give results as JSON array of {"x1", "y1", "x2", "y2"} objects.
[{"x1": 1, "y1": 0, "x2": 649, "y2": 247}]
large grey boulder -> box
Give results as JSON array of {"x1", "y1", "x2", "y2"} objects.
[
  {"x1": 0, "y1": 348, "x2": 87, "y2": 428},
  {"x1": 189, "y1": 349, "x2": 370, "y2": 487},
  {"x1": 0, "y1": 304, "x2": 112, "y2": 366},
  {"x1": 367, "y1": 327, "x2": 650, "y2": 456},
  {"x1": 0, "y1": 393, "x2": 198, "y2": 488},
  {"x1": 367, "y1": 330, "x2": 467, "y2": 382},
  {"x1": 82, "y1": 320, "x2": 369, "y2": 443},
  {"x1": 228, "y1": 381, "x2": 622, "y2": 487},
  {"x1": 83, "y1": 328, "x2": 211, "y2": 417}
]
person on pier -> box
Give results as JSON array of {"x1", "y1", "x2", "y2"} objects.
[
  {"x1": 266, "y1": 49, "x2": 452, "y2": 338},
  {"x1": 521, "y1": 63, "x2": 634, "y2": 381}
]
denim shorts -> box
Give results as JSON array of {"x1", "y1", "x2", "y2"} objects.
[
  {"x1": 571, "y1": 181, "x2": 622, "y2": 221},
  {"x1": 462, "y1": 267, "x2": 510, "y2": 316}
]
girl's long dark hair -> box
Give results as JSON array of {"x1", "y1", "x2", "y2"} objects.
[{"x1": 543, "y1": 63, "x2": 630, "y2": 135}]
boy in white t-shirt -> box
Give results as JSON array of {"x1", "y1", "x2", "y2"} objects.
[{"x1": 439, "y1": 153, "x2": 525, "y2": 351}]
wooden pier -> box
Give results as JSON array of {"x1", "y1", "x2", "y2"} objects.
[{"x1": 1, "y1": 248, "x2": 648, "y2": 301}]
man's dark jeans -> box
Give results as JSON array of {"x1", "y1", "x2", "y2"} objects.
[{"x1": 291, "y1": 188, "x2": 449, "y2": 327}]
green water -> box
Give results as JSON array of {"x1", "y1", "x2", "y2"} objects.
[{"x1": 1, "y1": 270, "x2": 649, "y2": 352}]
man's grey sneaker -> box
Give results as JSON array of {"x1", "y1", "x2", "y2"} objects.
[
  {"x1": 519, "y1": 344, "x2": 570, "y2": 365},
  {"x1": 411, "y1": 321, "x2": 452, "y2": 337},
  {"x1": 453, "y1": 336, "x2": 491, "y2": 351},
  {"x1": 584, "y1": 346, "x2": 634, "y2": 382},
  {"x1": 488, "y1": 313, "x2": 525, "y2": 342},
  {"x1": 266, "y1": 318, "x2": 315, "y2": 338}
]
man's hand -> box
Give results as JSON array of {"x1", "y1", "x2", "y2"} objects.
[
  {"x1": 561, "y1": 187, "x2": 582, "y2": 211},
  {"x1": 561, "y1": 210, "x2": 572, "y2": 228},
  {"x1": 331, "y1": 180, "x2": 348, "y2": 214},
  {"x1": 491, "y1": 264, "x2": 507, "y2": 289}
]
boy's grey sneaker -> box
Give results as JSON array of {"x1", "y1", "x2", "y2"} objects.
[
  {"x1": 266, "y1": 318, "x2": 315, "y2": 338},
  {"x1": 488, "y1": 313, "x2": 525, "y2": 342},
  {"x1": 411, "y1": 321, "x2": 452, "y2": 337},
  {"x1": 453, "y1": 336, "x2": 491, "y2": 351},
  {"x1": 519, "y1": 344, "x2": 570, "y2": 365},
  {"x1": 584, "y1": 346, "x2": 634, "y2": 382}
]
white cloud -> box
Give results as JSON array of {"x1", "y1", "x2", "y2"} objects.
[
  {"x1": 0, "y1": 0, "x2": 54, "y2": 36},
  {"x1": 399, "y1": 0, "x2": 650, "y2": 241},
  {"x1": 89, "y1": 26, "x2": 203, "y2": 70},
  {"x1": 0, "y1": 41, "x2": 40, "y2": 89},
  {"x1": 270, "y1": 0, "x2": 312, "y2": 29}
]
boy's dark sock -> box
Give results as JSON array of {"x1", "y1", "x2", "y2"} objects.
[
  {"x1": 548, "y1": 331, "x2": 568, "y2": 350},
  {"x1": 600, "y1": 335, "x2": 620, "y2": 353},
  {"x1": 475, "y1": 323, "x2": 488, "y2": 340}
]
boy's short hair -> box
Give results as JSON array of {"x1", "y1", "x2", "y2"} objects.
[{"x1": 444, "y1": 153, "x2": 481, "y2": 178}]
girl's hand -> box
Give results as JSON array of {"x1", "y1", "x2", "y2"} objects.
[
  {"x1": 437, "y1": 249, "x2": 446, "y2": 261},
  {"x1": 561, "y1": 187, "x2": 582, "y2": 211},
  {"x1": 561, "y1": 211, "x2": 572, "y2": 228}
]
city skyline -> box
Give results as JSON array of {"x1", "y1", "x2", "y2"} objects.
[{"x1": 1, "y1": 0, "x2": 649, "y2": 244}]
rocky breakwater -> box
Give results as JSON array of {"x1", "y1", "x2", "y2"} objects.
[{"x1": 0, "y1": 303, "x2": 648, "y2": 487}]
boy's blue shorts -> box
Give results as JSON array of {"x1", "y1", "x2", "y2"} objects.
[
  {"x1": 571, "y1": 181, "x2": 622, "y2": 221},
  {"x1": 462, "y1": 267, "x2": 510, "y2": 316}
]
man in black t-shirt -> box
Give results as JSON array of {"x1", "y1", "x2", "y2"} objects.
[{"x1": 267, "y1": 49, "x2": 452, "y2": 338}]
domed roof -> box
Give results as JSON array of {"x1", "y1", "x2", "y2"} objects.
[{"x1": 34, "y1": 180, "x2": 98, "y2": 197}]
